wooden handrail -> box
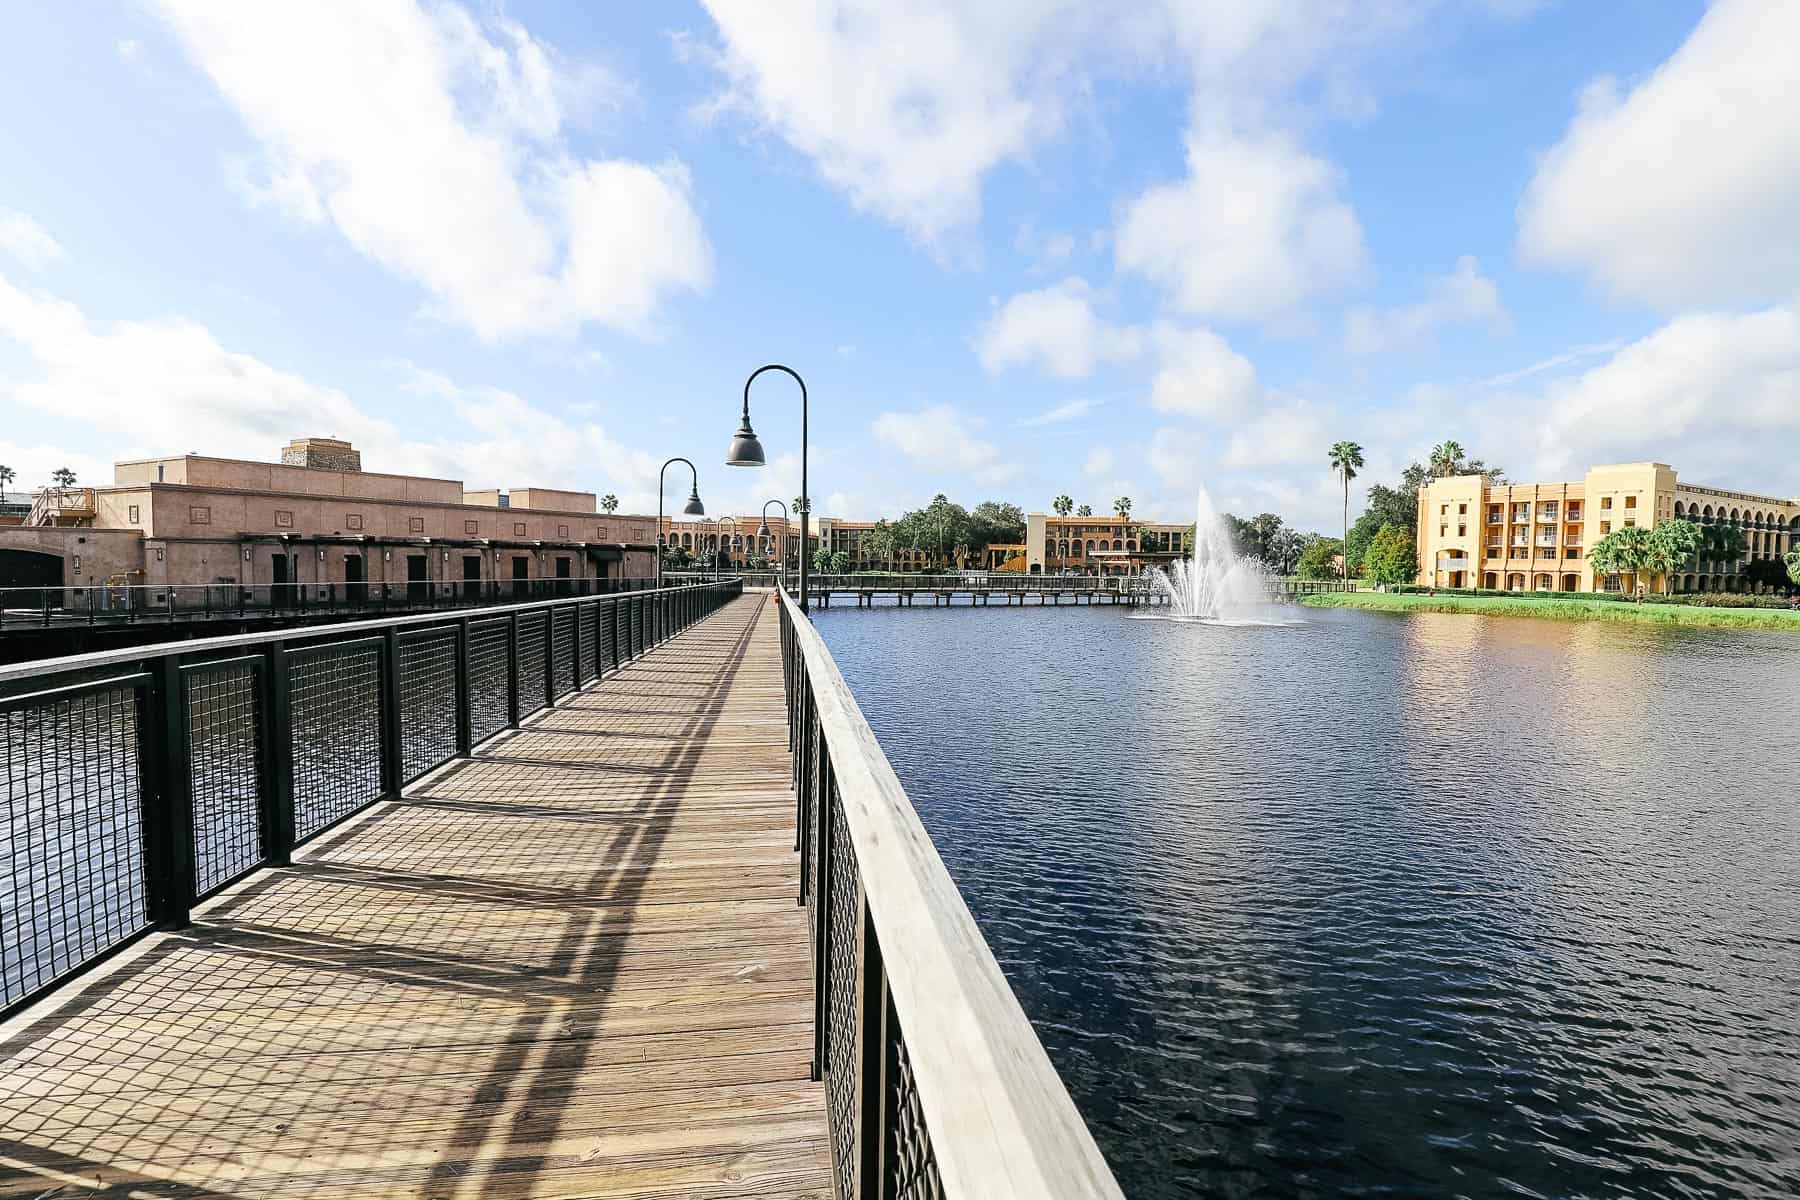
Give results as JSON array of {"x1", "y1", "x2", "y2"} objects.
[{"x1": 779, "y1": 591, "x2": 1125, "y2": 1198}]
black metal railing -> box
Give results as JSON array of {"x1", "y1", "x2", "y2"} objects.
[
  {"x1": 0, "y1": 579, "x2": 741, "y2": 1018},
  {"x1": 0, "y1": 576, "x2": 661, "y2": 631},
  {"x1": 776, "y1": 590, "x2": 1124, "y2": 1199}
]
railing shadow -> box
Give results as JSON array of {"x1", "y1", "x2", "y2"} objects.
[{"x1": 0, "y1": 596, "x2": 796, "y2": 1198}]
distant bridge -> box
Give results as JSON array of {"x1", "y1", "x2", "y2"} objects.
[{"x1": 669, "y1": 571, "x2": 1351, "y2": 608}]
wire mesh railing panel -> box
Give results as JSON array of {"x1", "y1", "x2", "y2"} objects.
[
  {"x1": 468, "y1": 619, "x2": 511, "y2": 746},
  {"x1": 398, "y1": 631, "x2": 458, "y2": 783},
  {"x1": 1, "y1": 680, "x2": 150, "y2": 1010},
  {"x1": 552, "y1": 608, "x2": 576, "y2": 697},
  {"x1": 825, "y1": 787, "x2": 862, "y2": 1198},
  {"x1": 601, "y1": 603, "x2": 618, "y2": 672},
  {"x1": 630, "y1": 598, "x2": 644, "y2": 659},
  {"x1": 577, "y1": 602, "x2": 598, "y2": 684},
  {"x1": 517, "y1": 612, "x2": 548, "y2": 717},
  {"x1": 183, "y1": 659, "x2": 264, "y2": 897},
  {"x1": 887, "y1": 1002, "x2": 945, "y2": 1200},
  {"x1": 289, "y1": 640, "x2": 383, "y2": 841}
]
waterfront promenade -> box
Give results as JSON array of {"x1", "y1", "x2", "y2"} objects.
[{"x1": 0, "y1": 594, "x2": 834, "y2": 1197}]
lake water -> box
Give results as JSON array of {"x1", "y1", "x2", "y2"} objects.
[{"x1": 813, "y1": 601, "x2": 1800, "y2": 1199}]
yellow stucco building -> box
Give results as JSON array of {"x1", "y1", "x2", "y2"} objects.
[{"x1": 1416, "y1": 463, "x2": 1800, "y2": 594}]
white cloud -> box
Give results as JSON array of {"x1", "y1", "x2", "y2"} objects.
[
  {"x1": 873, "y1": 405, "x2": 1018, "y2": 485},
  {"x1": 155, "y1": 1, "x2": 709, "y2": 340},
  {"x1": 1148, "y1": 325, "x2": 1262, "y2": 420},
  {"x1": 976, "y1": 278, "x2": 1142, "y2": 378},
  {"x1": 1017, "y1": 397, "x2": 1104, "y2": 428},
  {"x1": 1117, "y1": 123, "x2": 1365, "y2": 321},
  {"x1": 0, "y1": 210, "x2": 68, "y2": 272},
  {"x1": 1344, "y1": 255, "x2": 1505, "y2": 354},
  {"x1": 1084, "y1": 446, "x2": 1115, "y2": 478},
  {"x1": 0, "y1": 271, "x2": 671, "y2": 511},
  {"x1": 1517, "y1": 0, "x2": 1800, "y2": 308},
  {"x1": 1528, "y1": 302, "x2": 1800, "y2": 488},
  {"x1": 1221, "y1": 401, "x2": 1329, "y2": 470},
  {"x1": 0, "y1": 441, "x2": 113, "y2": 495},
  {"x1": 695, "y1": 1, "x2": 1080, "y2": 243},
  {"x1": 116, "y1": 39, "x2": 141, "y2": 61}
]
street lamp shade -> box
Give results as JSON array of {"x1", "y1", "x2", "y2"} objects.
[
  {"x1": 682, "y1": 489, "x2": 705, "y2": 516},
  {"x1": 758, "y1": 519, "x2": 771, "y2": 540},
  {"x1": 725, "y1": 414, "x2": 766, "y2": 467}
]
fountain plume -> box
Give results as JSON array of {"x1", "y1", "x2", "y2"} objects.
[{"x1": 1144, "y1": 485, "x2": 1287, "y2": 624}]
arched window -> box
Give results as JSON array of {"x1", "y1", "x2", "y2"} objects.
[
  {"x1": 1111, "y1": 539, "x2": 1122, "y2": 551},
  {"x1": 1673, "y1": 501, "x2": 1684, "y2": 517},
  {"x1": 1085, "y1": 540, "x2": 1094, "y2": 552}
]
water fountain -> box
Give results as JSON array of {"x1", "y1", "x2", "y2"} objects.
[{"x1": 1141, "y1": 484, "x2": 1292, "y2": 624}]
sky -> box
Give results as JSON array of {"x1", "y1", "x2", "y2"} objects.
[{"x1": 1, "y1": 0, "x2": 1796, "y2": 532}]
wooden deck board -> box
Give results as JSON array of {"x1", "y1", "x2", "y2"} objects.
[{"x1": 0, "y1": 593, "x2": 832, "y2": 1199}]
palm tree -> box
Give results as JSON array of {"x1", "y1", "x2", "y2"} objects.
[
  {"x1": 1429, "y1": 440, "x2": 1466, "y2": 477},
  {"x1": 792, "y1": 495, "x2": 805, "y2": 514},
  {"x1": 1645, "y1": 518, "x2": 1702, "y2": 595},
  {"x1": 0, "y1": 464, "x2": 13, "y2": 502},
  {"x1": 1785, "y1": 546, "x2": 1800, "y2": 589},
  {"x1": 1053, "y1": 495, "x2": 1073, "y2": 517},
  {"x1": 1327, "y1": 441, "x2": 1365, "y2": 584},
  {"x1": 51, "y1": 467, "x2": 77, "y2": 487},
  {"x1": 1591, "y1": 526, "x2": 1653, "y2": 594},
  {"x1": 600, "y1": 494, "x2": 618, "y2": 513},
  {"x1": 1076, "y1": 504, "x2": 1092, "y2": 517},
  {"x1": 1113, "y1": 496, "x2": 1131, "y2": 519}
]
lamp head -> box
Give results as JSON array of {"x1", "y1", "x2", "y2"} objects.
[
  {"x1": 683, "y1": 489, "x2": 705, "y2": 516},
  {"x1": 725, "y1": 414, "x2": 765, "y2": 467},
  {"x1": 758, "y1": 519, "x2": 771, "y2": 539}
]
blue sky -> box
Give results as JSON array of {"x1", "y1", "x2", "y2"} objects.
[{"x1": 2, "y1": 1, "x2": 1796, "y2": 531}]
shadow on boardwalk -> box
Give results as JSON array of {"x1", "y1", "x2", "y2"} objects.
[{"x1": 0, "y1": 594, "x2": 830, "y2": 1199}]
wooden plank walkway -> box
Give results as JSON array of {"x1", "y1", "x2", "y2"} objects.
[{"x1": 0, "y1": 593, "x2": 833, "y2": 1199}]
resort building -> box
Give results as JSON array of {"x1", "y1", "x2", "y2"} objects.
[
  {"x1": 1025, "y1": 513, "x2": 1189, "y2": 576},
  {"x1": 1416, "y1": 462, "x2": 1799, "y2": 593},
  {"x1": 659, "y1": 513, "x2": 814, "y2": 572},
  {"x1": 0, "y1": 437, "x2": 660, "y2": 599}
]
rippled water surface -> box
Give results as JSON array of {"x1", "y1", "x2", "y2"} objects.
[{"x1": 813, "y1": 602, "x2": 1800, "y2": 1199}]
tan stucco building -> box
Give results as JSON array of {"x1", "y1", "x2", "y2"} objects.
[
  {"x1": 0, "y1": 437, "x2": 659, "y2": 603},
  {"x1": 1417, "y1": 462, "x2": 1800, "y2": 593},
  {"x1": 1026, "y1": 513, "x2": 1187, "y2": 576}
]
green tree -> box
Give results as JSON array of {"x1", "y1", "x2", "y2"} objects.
[
  {"x1": 661, "y1": 544, "x2": 692, "y2": 569},
  {"x1": 1787, "y1": 547, "x2": 1800, "y2": 588},
  {"x1": 1645, "y1": 518, "x2": 1702, "y2": 594},
  {"x1": 1075, "y1": 504, "x2": 1092, "y2": 517},
  {"x1": 1702, "y1": 522, "x2": 1747, "y2": 573},
  {"x1": 863, "y1": 519, "x2": 896, "y2": 567},
  {"x1": 1052, "y1": 495, "x2": 1073, "y2": 517},
  {"x1": 1742, "y1": 558, "x2": 1794, "y2": 593},
  {"x1": 1269, "y1": 528, "x2": 1306, "y2": 575},
  {"x1": 1588, "y1": 526, "x2": 1653, "y2": 592},
  {"x1": 1113, "y1": 496, "x2": 1132, "y2": 519},
  {"x1": 813, "y1": 548, "x2": 850, "y2": 574},
  {"x1": 792, "y1": 495, "x2": 806, "y2": 515},
  {"x1": 0, "y1": 464, "x2": 13, "y2": 502},
  {"x1": 1328, "y1": 441, "x2": 1364, "y2": 583},
  {"x1": 1429, "y1": 440, "x2": 1465, "y2": 477},
  {"x1": 970, "y1": 500, "x2": 1025, "y2": 548},
  {"x1": 1295, "y1": 535, "x2": 1343, "y2": 581},
  {"x1": 600, "y1": 494, "x2": 618, "y2": 513},
  {"x1": 1362, "y1": 524, "x2": 1418, "y2": 587},
  {"x1": 51, "y1": 467, "x2": 77, "y2": 487}
]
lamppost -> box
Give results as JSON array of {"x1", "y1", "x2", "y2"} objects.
[
  {"x1": 718, "y1": 516, "x2": 739, "y2": 581},
  {"x1": 657, "y1": 457, "x2": 704, "y2": 592},
  {"x1": 725, "y1": 364, "x2": 809, "y2": 611},
  {"x1": 760, "y1": 500, "x2": 789, "y2": 588}
]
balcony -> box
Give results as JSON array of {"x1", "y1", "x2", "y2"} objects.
[{"x1": 1538, "y1": 511, "x2": 1559, "y2": 522}]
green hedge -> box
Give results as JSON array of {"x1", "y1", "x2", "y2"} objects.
[{"x1": 1395, "y1": 584, "x2": 1794, "y2": 609}]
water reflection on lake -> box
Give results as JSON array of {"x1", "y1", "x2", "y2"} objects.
[{"x1": 814, "y1": 601, "x2": 1800, "y2": 1199}]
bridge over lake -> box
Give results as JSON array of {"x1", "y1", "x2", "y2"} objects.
[{"x1": 0, "y1": 584, "x2": 1121, "y2": 1198}]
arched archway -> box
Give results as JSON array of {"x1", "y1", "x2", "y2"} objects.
[
  {"x1": 1482, "y1": 571, "x2": 1498, "y2": 589},
  {"x1": 0, "y1": 548, "x2": 64, "y2": 606},
  {"x1": 1532, "y1": 573, "x2": 1552, "y2": 591},
  {"x1": 1562, "y1": 573, "x2": 1580, "y2": 592},
  {"x1": 1506, "y1": 572, "x2": 1525, "y2": 591}
]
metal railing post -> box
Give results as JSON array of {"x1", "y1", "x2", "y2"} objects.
[
  {"x1": 381, "y1": 628, "x2": 403, "y2": 797},
  {"x1": 262, "y1": 641, "x2": 295, "y2": 866},
  {"x1": 147, "y1": 655, "x2": 196, "y2": 928},
  {"x1": 455, "y1": 616, "x2": 473, "y2": 754},
  {"x1": 507, "y1": 612, "x2": 521, "y2": 726}
]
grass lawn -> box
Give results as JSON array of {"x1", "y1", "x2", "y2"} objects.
[{"x1": 1299, "y1": 590, "x2": 1800, "y2": 631}]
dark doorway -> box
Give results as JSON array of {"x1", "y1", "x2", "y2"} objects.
[
  {"x1": 511, "y1": 555, "x2": 529, "y2": 599},
  {"x1": 555, "y1": 555, "x2": 571, "y2": 596},
  {"x1": 407, "y1": 555, "x2": 429, "y2": 604},
  {"x1": 345, "y1": 554, "x2": 366, "y2": 605},
  {"x1": 463, "y1": 555, "x2": 482, "y2": 601},
  {"x1": 0, "y1": 548, "x2": 62, "y2": 609},
  {"x1": 271, "y1": 554, "x2": 293, "y2": 608}
]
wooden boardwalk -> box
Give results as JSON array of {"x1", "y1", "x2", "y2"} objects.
[{"x1": 0, "y1": 594, "x2": 833, "y2": 1198}]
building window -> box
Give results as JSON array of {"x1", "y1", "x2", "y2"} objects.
[
  {"x1": 464, "y1": 519, "x2": 479, "y2": 535},
  {"x1": 597, "y1": 523, "x2": 609, "y2": 539},
  {"x1": 1624, "y1": 518, "x2": 1635, "y2": 527},
  {"x1": 346, "y1": 513, "x2": 364, "y2": 530},
  {"x1": 1600, "y1": 521, "x2": 1611, "y2": 534},
  {"x1": 557, "y1": 524, "x2": 569, "y2": 538},
  {"x1": 1458, "y1": 503, "x2": 1467, "y2": 515},
  {"x1": 1624, "y1": 495, "x2": 1637, "y2": 509},
  {"x1": 275, "y1": 510, "x2": 294, "y2": 528},
  {"x1": 127, "y1": 504, "x2": 140, "y2": 523},
  {"x1": 190, "y1": 505, "x2": 211, "y2": 525},
  {"x1": 1601, "y1": 496, "x2": 1613, "y2": 509},
  {"x1": 1439, "y1": 525, "x2": 1447, "y2": 537},
  {"x1": 1457, "y1": 525, "x2": 1466, "y2": 537},
  {"x1": 513, "y1": 521, "x2": 527, "y2": 536},
  {"x1": 408, "y1": 516, "x2": 425, "y2": 533}
]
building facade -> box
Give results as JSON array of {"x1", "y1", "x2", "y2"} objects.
[
  {"x1": 1416, "y1": 462, "x2": 1799, "y2": 593},
  {"x1": 0, "y1": 438, "x2": 660, "y2": 601},
  {"x1": 1025, "y1": 513, "x2": 1188, "y2": 576}
]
